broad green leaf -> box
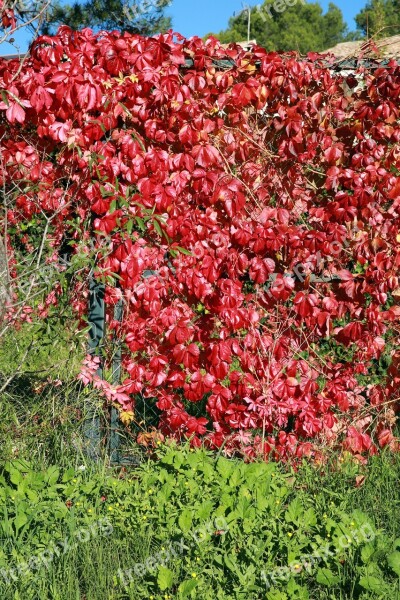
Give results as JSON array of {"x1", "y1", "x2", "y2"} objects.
[
  {"x1": 216, "y1": 458, "x2": 234, "y2": 480},
  {"x1": 266, "y1": 590, "x2": 288, "y2": 600},
  {"x1": 157, "y1": 565, "x2": 174, "y2": 590},
  {"x1": 196, "y1": 500, "x2": 213, "y2": 520},
  {"x1": 285, "y1": 498, "x2": 303, "y2": 524},
  {"x1": 387, "y1": 551, "x2": 400, "y2": 577},
  {"x1": 224, "y1": 554, "x2": 237, "y2": 572},
  {"x1": 229, "y1": 468, "x2": 243, "y2": 487},
  {"x1": 135, "y1": 217, "x2": 145, "y2": 231},
  {"x1": 44, "y1": 466, "x2": 59, "y2": 486},
  {"x1": 8, "y1": 468, "x2": 22, "y2": 486},
  {"x1": 61, "y1": 468, "x2": 75, "y2": 483},
  {"x1": 14, "y1": 512, "x2": 28, "y2": 533},
  {"x1": 361, "y1": 543, "x2": 375, "y2": 564},
  {"x1": 303, "y1": 507, "x2": 316, "y2": 527},
  {"x1": 80, "y1": 481, "x2": 97, "y2": 494},
  {"x1": 25, "y1": 489, "x2": 39, "y2": 503},
  {"x1": 287, "y1": 578, "x2": 309, "y2": 599},
  {"x1": 316, "y1": 568, "x2": 340, "y2": 586},
  {"x1": 359, "y1": 575, "x2": 386, "y2": 592},
  {"x1": 178, "y1": 508, "x2": 193, "y2": 534},
  {"x1": 179, "y1": 579, "x2": 198, "y2": 597}
]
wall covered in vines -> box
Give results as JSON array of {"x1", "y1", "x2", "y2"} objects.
[{"x1": 1, "y1": 27, "x2": 400, "y2": 460}]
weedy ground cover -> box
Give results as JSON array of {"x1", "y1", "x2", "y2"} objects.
[{"x1": 0, "y1": 446, "x2": 399, "y2": 599}]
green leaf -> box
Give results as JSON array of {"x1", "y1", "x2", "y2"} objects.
[
  {"x1": 14, "y1": 512, "x2": 28, "y2": 533},
  {"x1": 80, "y1": 481, "x2": 96, "y2": 494},
  {"x1": 126, "y1": 219, "x2": 134, "y2": 235},
  {"x1": 178, "y1": 508, "x2": 193, "y2": 534},
  {"x1": 135, "y1": 217, "x2": 146, "y2": 231},
  {"x1": 1, "y1": 90, "x2": 9, "y2": 106},
  {"x1": 387, "y1": 551, "x2": 400, "y2": 577},
  {"x1": 118, "y1": 102, "x2": 132, "y2": 118},
  {"x1": 62, "y1": 468, "x2": 76, "y2": 483},
  {"x1": 25, "y1": 489, "x2": 39, "y2": 503},
  {"x1": 316, "y1": 568, "x2": 340, "y2": 586},
  {"x1": 179, "y1": 579, "x2": 198, "y2": 597},
  {"x1": 266, "y1": 591, "x2": 288, "y2": 600},
  {"x1": 8, "y1": 468, "x2": 23, "y2": 486},
  {"x1": 44, "y1": 466, "x2": 60, "y2": 486},
  {"x1": 285, "y1": 498, "x2": 303, "y2": 524},
  {"x1": 303, "y1": 507, "x2": 316, "y2": 527},
  {"x1": 359, "y1": 575, "x2": 385, "y2": 592},
  {"x1": 196, "y1": 500, "x2": 213, "y2": 520},
  {"x1": 175, "y1": 246, "x2": 192, "y2": 256},
  {"x1": 224, "y1": 554, "x2": 237, "y2": 572},
  {"x1": 153, "y1": 219, "x2": 163, "y2": 237},
  {"x1": 287, "y1": 579, "x2": 309, "y2": 599},
  {"x1": 157, "y1": 565, "x2": 174, "y2": 590},
  {"x1": 361, "y1": 543, "x2": 375, "y2": 564},
  {"x1": 216, "y1": 458, "x2": 235, "y2": 480},
  {"x1": 229, "y1": 468, "x2": 243, "y2": 487}
]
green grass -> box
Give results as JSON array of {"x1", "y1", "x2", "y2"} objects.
[
  {"x1": 0, "y1": 324, "x2": 94, "y2": 466},
  {"x1": 0, "y1": 323, "x2": 147, "y2": 467},
  {"x1": 0, "y1": 447, "x2": 400, "y2": 599}
]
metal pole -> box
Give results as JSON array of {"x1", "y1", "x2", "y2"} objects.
[
  {"x1": 84, "y1": 277, "x2": 105, "y2": 461},
  {"x1": 110, "y1": 297, "x2": 123, "y2": 463},
  {"x1": 109, "y1": 296, "x2": 139, "y2": 465}
]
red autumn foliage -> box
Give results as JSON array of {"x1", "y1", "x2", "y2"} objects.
[
  {"x1": 0, "y1": 2, "x2": 16, "y2": 30},
  {"x1": 1, "y1": 27, "x2": 400, "y2": 461}
]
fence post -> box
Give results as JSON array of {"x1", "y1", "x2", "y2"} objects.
[
  {"x1": 109, "y1": 295, "x2": 140, "y2": 465},
  {"x1": 84, "y1": 277, "x2": 105, "y2": 461},
  {"x1": 110, "y1": 297, "x2": 123, "y2": 463}
]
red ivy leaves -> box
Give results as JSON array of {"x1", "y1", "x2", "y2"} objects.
[{"x1": 1, "y1": 27, "x2": 400, "y2": 461}]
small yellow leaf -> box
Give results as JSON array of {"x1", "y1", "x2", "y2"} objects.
[
  {"x1": 120, "y1": 410, "x2": 135, "y2": 426},
  {"x1": 240, "y1": 59, "x2": 256, "y2": 73}
]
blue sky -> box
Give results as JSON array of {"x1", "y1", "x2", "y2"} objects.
[
  {"x1": 170, "y1": 0, "x2": 366, "y2": 38},
  {"x1": 0, "y1": 0, "x2": 367, "y2": 55}
]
